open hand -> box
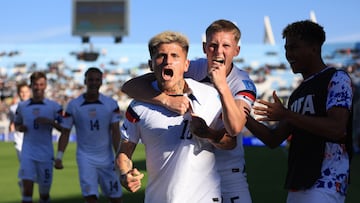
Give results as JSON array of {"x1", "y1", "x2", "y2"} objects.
[{"x1": 253, "y1": 91, "x2": 287, "y2": 121}]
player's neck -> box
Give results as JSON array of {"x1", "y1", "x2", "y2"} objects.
[
  {"x1": 164, "y1": 80, "x2": 189, "y2": 96},
  {"x1": 84, "y1": 92, "x2": 99, "y2": 102},
  {"x1": 31, "y1": 96, "x2": 44, "y2": 102}
]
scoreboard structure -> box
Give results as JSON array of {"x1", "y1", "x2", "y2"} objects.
[{"x1": 72, "y1": 0, "x2": 129, "y2": 43}]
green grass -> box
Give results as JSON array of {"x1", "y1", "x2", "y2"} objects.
[
  {"x1": 0, "y1": 142, "x2": 359, "y2": 203},
  {"x1": 0, "y1": 142, "x2": 146, "y2": 203}
]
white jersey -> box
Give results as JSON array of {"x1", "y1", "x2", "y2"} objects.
[
  {"x1": 121, "y1": 78, "x2": 222, "y2": 203},
  {"x1": 10, "y1": 102, "x2": 23, "y2": 152},
  {"x1": 14, "y1": 98, "x2": 63, "y2": 162},
  {"x1": 186, "y1": 58, "x2": 257, "y2": 195},
  {"x1": 62, "y1": 94, "x2": 121, "y2": 165}
]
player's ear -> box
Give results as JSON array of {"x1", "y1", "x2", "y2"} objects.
[
  {"x1": 184, "y1": 59, "x2": 190, "y2": 72},
  {"x1": 148, "y1": 60, "x2": 154, "y2": 71},
  {"x1": 202, "y1": 42, "x2": 206, "y2": 54}
]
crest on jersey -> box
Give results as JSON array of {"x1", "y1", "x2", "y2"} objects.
[
  {"x1": 88, "y1": 108, "x2": 97, "y2": 118},
  {"x1": 32, "y1": 108, "x2": 40, "y2": 116}
]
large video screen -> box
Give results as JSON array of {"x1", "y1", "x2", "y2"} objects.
[{"x1": 72, "y1": 0, "x2": 129, "y2": 37}]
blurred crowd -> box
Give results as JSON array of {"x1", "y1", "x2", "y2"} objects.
[{"x1": 1, "y1": 55, "x2": 360, "y2": 150}]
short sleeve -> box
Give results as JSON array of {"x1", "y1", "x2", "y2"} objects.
[{"x1": 326, "y1": 71, "x2": 352, "y2": 110}]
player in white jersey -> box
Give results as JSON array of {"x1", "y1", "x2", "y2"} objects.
[
  {"x1": 8, "y1": 82, "x2": 31, "y2": 193},
  {"x1": 14, "y1": 71, "x2": 63, "y2": 203},
  {"x1": 121, "y1": 20, "x2": 257, "y2": 203},
  {"x1": 9, "y1": 82, "x2": 31, "y2": 161},
  {"x1": 186, "y1": 58, "x2": 256, "y2": 202},
  {"x1": 117, "y1": 31, "x2": 224, "y2": 203},
  {"x1": 55, "y1": 67, "x2": 123, "y2": 203}
]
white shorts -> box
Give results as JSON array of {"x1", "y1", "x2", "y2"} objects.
[
  {"x1": 77, "y1": 158, "x2": 122, "y2": 198},
  {"x1": 221, "y1": 190, "x2": 252, "y2": 203},
  {"x1": 18, "y1": 157, "x2": 52, "y2": 187},
  {"x1": 287, "y1": 188, "x2": 345, "y2": 203},
  {"x1": 220, "y1": 167, "x2": 252, "y2": 203}
]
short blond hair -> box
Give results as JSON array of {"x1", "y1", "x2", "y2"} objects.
[
  {"x1": 148, "y1": 31, "x2": 189, "y2": 58},
  {"x1": 206, "y1": 19, "x2": 241, "y2": 44}
]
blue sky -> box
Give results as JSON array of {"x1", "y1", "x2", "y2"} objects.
[{"x1": 0, "y1": 0, "x2": 359, "y2": 45}]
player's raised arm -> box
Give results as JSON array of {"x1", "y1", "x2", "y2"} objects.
[{"x1": 121, "y1": 72, "x2": 190, "y2": 115}]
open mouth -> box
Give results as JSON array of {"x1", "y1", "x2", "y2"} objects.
[
  {"x1": 162, "y1": 68, "x2": 174, "y2": 80},
  {"x1": 212, "y1": 58, "x2": 225, "y2": 64}
]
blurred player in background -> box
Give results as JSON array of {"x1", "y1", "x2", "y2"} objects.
[
  {"x1": 15, "y1": 71, "x2": 63, "y2": 203},
  {"x1": 9, "y1": 82, "x2": 31, "y2": 161},
  {"x1": 8, "y1": 82, "x2": 31, "y2": 193},
  {"x1": 55, "y1": 67, "x2": 123, "y2": 203}
]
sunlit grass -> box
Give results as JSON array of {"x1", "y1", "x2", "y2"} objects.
[{"x1": 0, "y1": 142, "x2": 359, "y2": 203}]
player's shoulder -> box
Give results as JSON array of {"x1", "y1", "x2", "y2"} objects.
[
  {"x1": 99, "y1": 93, "x2": 118, "y2": 105},
  {"x1": 129, "y1": 99, "x2": 152, "y2": 111},
  {"x1": 44, "y1": 98, "x2": 61, "y2": 106},
  {"x1": 187, "y1": 58, "x2": 208, "y2": 80},
  {"x1": 332, "y1": 69, "x2": 351, "y2": 81},
  {"x1": 230, "y1": 65, "x2": 256, "y2": 89},
  {"x1": 18, "y1": 99, "x2": 31, "y2": 108},
  {"x1": 129, "y1": 96, "x2": 167, "y2": 118},
  {"x1": 125, "y1": 100, "x2": 151, "y2": 121},
  {"x1": 68, "y1": 94, "x2": 84, "y2": 105},
  {"x1": 99, "y1": 93, "x2": 115, "y2": 101},
  {"x1": 231, "y1": 64, "x2": 251, "y2": 78},
  {"x1": 190, "y1": 58, "x2": 207, "y2": 67}
]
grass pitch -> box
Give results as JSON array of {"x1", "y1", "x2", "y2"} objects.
[{"x1": 0, "y1": 142, "x2": 359, "y2": 203}]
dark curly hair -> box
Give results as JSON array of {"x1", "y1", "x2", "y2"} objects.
[{"x1": 282, "y1": 20, "x2": 325, "y2": 46}]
